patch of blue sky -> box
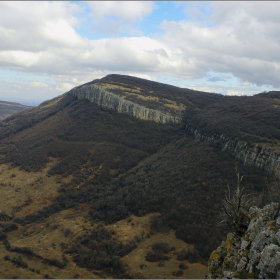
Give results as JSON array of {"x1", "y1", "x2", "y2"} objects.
[
  {"x1": 70, "y1": 1, "x2": 99, "y2": 39},
  {"x1": 71, "y1": 1, "x2": 193, "y2": 39},
  {"x1": 136, "y1": 2, "x2": 188, "y2": 36},
  {"x1": 204, "y1": 71, "x2": 236, "y2": 86},
  {"x1": 153, "y1": 74, "x2": 174, "y2": 85}
]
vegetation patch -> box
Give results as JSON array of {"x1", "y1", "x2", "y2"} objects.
[{"x1": 122, "y1": 230, "x2": 207, "y2": 279}]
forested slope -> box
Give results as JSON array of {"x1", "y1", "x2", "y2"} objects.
[{"x1": 0, "y1": 75, "x2": 278, "y2": 278}]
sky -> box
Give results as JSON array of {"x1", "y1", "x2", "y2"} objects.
[{"x1": 1, "y1": 1, "x2": 280, "y2": 105}]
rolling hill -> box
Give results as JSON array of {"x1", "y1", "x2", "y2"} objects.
[
  {"x1": 0, "y1": 100, "x2": 34, "y2": 120},
  {"x1": 0, "y1": 74, "x2": 279, "y2": 278}
]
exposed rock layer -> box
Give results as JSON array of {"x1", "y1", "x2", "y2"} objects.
[
  {"x1": 186, "y1": 122, "x2": 280, "y2": 176},
  {"x1": 207, "y1": 203, "x2": 280, "y2": 279},
  {"x1": 69, "y1": 82, "x2": 280, "y2": 175},
  {"x1": 69, "y1": 84, "x2": 182, "y2": 124}
]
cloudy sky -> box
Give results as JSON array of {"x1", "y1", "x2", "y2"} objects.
[{"x1": 1, "y1": 1, "x2": 280, "y2": 104}]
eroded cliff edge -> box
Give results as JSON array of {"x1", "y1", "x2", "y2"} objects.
[
  {"x1": 207, "y1": 203, "x2": 280, "y2": 279},
  {"x1": 186, "y1": 122, "x2": 280, "y2": 176},
  {"x1": 69, "y1": 84, "x2": 182, "y2": 124},
  {"x1": 68, "y1": 82, "x2": 280, "y2": 176}
]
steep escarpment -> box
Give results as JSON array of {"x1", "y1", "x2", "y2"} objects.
[
  {"x1": 69, "y1": 77, "x2": 280, "y2": 175},
  {"x1": 207, "y1": 203, "x2": 280, "y2": 279},
  {"x1": 1, "y1": 74, "x2": 280, "y2": 278},
  {"x1": 186, "y1": 122, "x2": 280, "y2": 176},
  {"x1": 69, "y1": 84, "x2": 182, "y2": 124},
  {"x1": 184, "y1": 91, "x2": 280, "y2": 175}
]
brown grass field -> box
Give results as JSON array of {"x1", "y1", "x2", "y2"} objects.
[{"x1": 0, "y1": 160, "x2": 207, "y2": 278}]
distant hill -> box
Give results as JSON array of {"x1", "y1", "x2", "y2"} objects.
[
  {"x1": 0, "y1": 100, "x2": 34, "y2": 120},
  {"x1": 0, "y1": 74, "x2": 279, "y2": 279}
]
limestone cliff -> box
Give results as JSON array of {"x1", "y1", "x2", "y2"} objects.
[
  {"x1": 68, "y1": 81, "x2": 280, "y2": 176},
  {"x1": 186, "y1": 122, "x2": 280, "y2": 176},
  {"x1": 207, "y1": 203, "x2": 280, "y2": 279},
  {"x1": 69, "y1": 84, "x2": 182, "y2": 124}
]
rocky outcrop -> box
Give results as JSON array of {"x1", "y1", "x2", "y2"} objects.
[
  {"x1": 186, "y1": 122, "x2": 280, "y2": 176},
  {"x1": 69, "y1": 84, "x2": 182, "y2": 124},
  {"x1": 207, "y1": 203, "x2": 280, "y2": 279},
  {"x1": 69, "y1": 82, "x2": 280, "y2": 175}
]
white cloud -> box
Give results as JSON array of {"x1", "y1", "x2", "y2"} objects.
[
  {"x1": 29, "y1": 82, "x2": 48, "y2": 88},
  {"x1": 227, "y1": 90, "x2": 243, "y2": 96},
  {"x1": 87, "y1": 1, "x2": 155, "y2": 21},
  {"x1": 157, "y1": 2, "x2": 280, "y2": 88},
  {"x1": 55, "y1": 82, "x2": 75, "y2": 92},
  {"x1": 241, "y1": 81, "x2": 252, "y2": 87},
  {"x1": 182, "y1": 82, "x2": 274, "y2": 97},
  {"x1": 126, "y1": 73, "x2": 157, "y2": 81},
  {"x1": 0, "y1": 2, "x2": 81, "y2": 52},
  {"x1": 84, "y1": 1, "x2": 156, "y2": 37},
  {"x1": 212, "y1": 1, "x2": 280, "y2": 25},
  {"x1": 43, "y1": 19, "x2": 83, "y2": 47},
  {"x1": 1, "y1": 1, "x2": 280, "y2": 101},
  {"x1": 0, "y1": 50, "x2": 40, "y2": 67}
]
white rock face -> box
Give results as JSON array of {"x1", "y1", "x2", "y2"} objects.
[
  {"x1": 207, "y1": 203, "x2": 280, "y2": 279},
  {"x1": 69, "y1": 83, "x2": 280, "y2": 175},
  {"x1": 186, "y1": 122, "x2": 280, "y2": 175},
  {"x1": 69, "y1": 84, "x2": 182, "y2": 124},
  {"x1": 258, "y1": 244, "x2": 280, "y2": 279}
]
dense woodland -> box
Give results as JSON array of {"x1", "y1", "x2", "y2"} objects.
[
  {"x1": 94, "y1": 75, "x2": 280, "y2": 145},
  {"x1": 0, "y1": 75, "x2": 279, "y2": 277}
]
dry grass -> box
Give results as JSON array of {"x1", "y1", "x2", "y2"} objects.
[
  {"x1": 106, "y1": 214, "x2": 153, "y2": 243},
  {"x1": 0, "y1": 158, "x2": 101, "y2": 278},
  {"x1": 0, "y1": 158, "x2": 207, "y2": 279},
  {"x1": 5, "y1": 210, "x2": 207, "y2": 279},
  {"x1": 4, "y1": 205, "x2": 99, "y2": 279},
  {"x1": 108, "y1": 214, "x2": 208, "y2": 279},
  {"x1": 106, "y1": 214, "x2": 207, "y2": 278},
  {"x1": 97, "y1": 82, "x2": 186, "y2": 112},
  {"x1": 0, "y1": 159, "x2": 60, "y2": 217},
  {"x1": 97, "y1": 83, "x2": 141, "y2": 95},
  {"x1": 122, "y1": 230, "x2": 207, "y2": 279},
  {"x1": 0, "y1": 243, "x2": 98, "y2": 279}
]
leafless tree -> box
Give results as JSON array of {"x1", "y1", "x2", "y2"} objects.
[{"x1": 221, "y1": 166, "x2": 251, "y2": 235}]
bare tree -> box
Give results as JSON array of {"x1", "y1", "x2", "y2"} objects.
[{"x1": 221, "y1": 166, "x2": 251, "y2": 235}]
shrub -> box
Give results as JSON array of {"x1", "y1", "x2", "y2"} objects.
[
  {"x1": 145, "y1": 250, "x2": 165, "y2": 262},
  {"x1": 4, "y1": 255, "x2": 10, "y2": 261},
  {"x1": 151, "y1": 242, "x2": 170, "y2": 254},
  {"x1": 179, "y1": 262, "x2": 188, "y2": 270},
  {"x1": 2, "y1": 223, "x2": 18, "y2": 233},
  {"x1": 0, "y1": 232, "x2": 7, "y2": 240}
]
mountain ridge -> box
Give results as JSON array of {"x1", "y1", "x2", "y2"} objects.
[
  {"x1": 67, "y1": 74, "x2": 280, "y2": 176},
  {"x1": 0, "y1": 74, "x2": 279, "y2": 278},
  {"x1": 69, "y1": 83, "x2": 182, "y2": 124},
  {"x1": 0, "y1": 100, "x2": 34, "y2": 120}
]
